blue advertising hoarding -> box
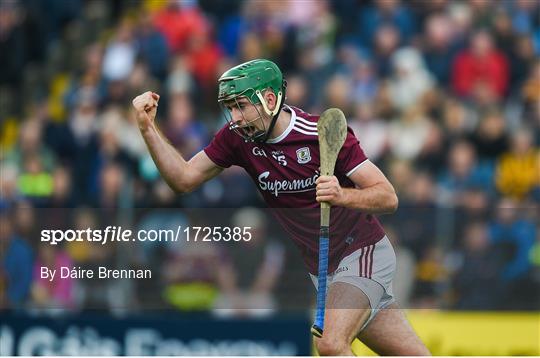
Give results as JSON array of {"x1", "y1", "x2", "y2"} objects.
[{"x1": 0, "y1": 312, "x2": 312, "y2": 356}]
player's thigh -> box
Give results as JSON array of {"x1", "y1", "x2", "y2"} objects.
[
  {"x1": 316, "y1": 281, "x2": 372, "y2": 346},
  {"x1": 356, "y1": 303, "x2": 431, "y2": 356}
]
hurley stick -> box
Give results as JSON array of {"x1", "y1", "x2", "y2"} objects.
[{"x1": 311, "y1": 108, "x2": 347, "y2": 338}]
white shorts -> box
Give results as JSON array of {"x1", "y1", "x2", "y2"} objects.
[{"x1": 310, "y1": 236, "x2": 396, "y2": 330}]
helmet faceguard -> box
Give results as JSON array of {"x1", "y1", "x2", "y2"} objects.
[
  {"x1": 218, "y1": 59, "x2": 286, "y2": 143},
  {"x1": 219, "y1": 93, "x2": 268, "y2": 142}
]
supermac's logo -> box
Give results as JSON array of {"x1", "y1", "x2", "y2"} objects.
[{"x1": 258, "y1": 171, "x2": 319, "y2": 197}]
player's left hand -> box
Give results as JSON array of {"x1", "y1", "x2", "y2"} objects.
[{"x1": 316, "y1": 175, "x2": 344, "y2": 206}]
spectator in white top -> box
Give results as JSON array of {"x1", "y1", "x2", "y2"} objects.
[
  {"x1": 102, "y1": 19, "x2": 136, "y2": 82},
  {"x1": 389, "y1": 47, "x2": 435, "y2": 111}
]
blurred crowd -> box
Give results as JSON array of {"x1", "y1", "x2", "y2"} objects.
[{"x1": 1, "y1": 0, "x2": 539, "y2": 314}]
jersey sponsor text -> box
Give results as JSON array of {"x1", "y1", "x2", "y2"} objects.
[{"x1": 258, "y1": 170, "x2": 319, "y2": 196}]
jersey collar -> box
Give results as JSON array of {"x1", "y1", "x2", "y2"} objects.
[{"x1": 266, "y1": 105, "x2": 296, "y2": 144}]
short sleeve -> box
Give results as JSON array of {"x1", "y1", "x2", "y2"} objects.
[
  {"x1": 335, "y1": 126, "x2": 368, "y2": 176},
  {"x1": 203, "y1": 124, "x2": 241, "y2": 168}
]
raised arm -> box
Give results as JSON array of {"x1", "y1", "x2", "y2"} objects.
[{"x1": 132, "y1": 91, "x2": 222, "y2": 194}]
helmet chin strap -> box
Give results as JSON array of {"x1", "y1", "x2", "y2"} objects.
[{"x1": 254, "y1": 88, "x2": 285, "y2": 143}]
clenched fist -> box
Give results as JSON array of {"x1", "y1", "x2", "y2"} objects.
[
  {"x1": 132, "y1": 91, "x2": 160, "y2": 131},
  {"x1": 316, "y1": 175, "x2": 344, "y2": 206}
]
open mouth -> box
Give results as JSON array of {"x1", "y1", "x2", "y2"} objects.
[
  {"x1": 230, "y1": 123, "x2": 257, "y2": 135},
  {"x1": 242, "y1": 124, "x2": 257, "y2": 134}
]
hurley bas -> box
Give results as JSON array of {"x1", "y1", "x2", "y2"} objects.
[{"x1": 40, "y1": 266, "x2": 152, "y2": 281}]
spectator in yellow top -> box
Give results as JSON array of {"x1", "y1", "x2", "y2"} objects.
[{"x1": 495, "y1": 128, "x2": 540, "y2": 200}]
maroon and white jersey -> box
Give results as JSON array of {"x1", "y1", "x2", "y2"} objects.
[{"x1": 204, "y1": 105, "x2": 386, "y2": 274}]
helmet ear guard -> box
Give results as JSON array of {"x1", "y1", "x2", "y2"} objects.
[
  {"x1": 258, "y1": 80, "x2": 287, "y2": 143},
  {"x1": 255, "y1": 88, "x2": 283, "y2": 118}
]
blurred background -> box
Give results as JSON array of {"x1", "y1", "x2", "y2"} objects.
[{"x1": 0, "y1": 0, "x2": 539, "y2": 355}]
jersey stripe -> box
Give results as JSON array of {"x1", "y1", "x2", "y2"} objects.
[
  {"x1": 359, "y1": 244, "x2": 374, "y2": 278},
  {"x1": 367, "y1": 245, "x2": 374, "y2": 278},
  {"x1": 359, "y1": 247, "x2": 365, "y2": 277},
  {"x1": 368, "y1": 244, "x2": 375, "y2": 278},
  {"x1": 294, "y1": 120, "x2": 318, "y2": 131},
  {"x1": 362, "y1": 246, "x2": 370, "y2": 277},
  {"x1": 293, "y1": 126, "x2": 318, "y2": 136},
  {"x1": 295, "y1": 116, "x2": 318, "y2": 128}
]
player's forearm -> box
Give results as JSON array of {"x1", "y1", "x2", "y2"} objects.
[
  {"x1": 140, "y1": 124, "x2": 194, "y2": 193},
  {"x1": 340, "y1": 185, "x2": 398, "y2": 213}
]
